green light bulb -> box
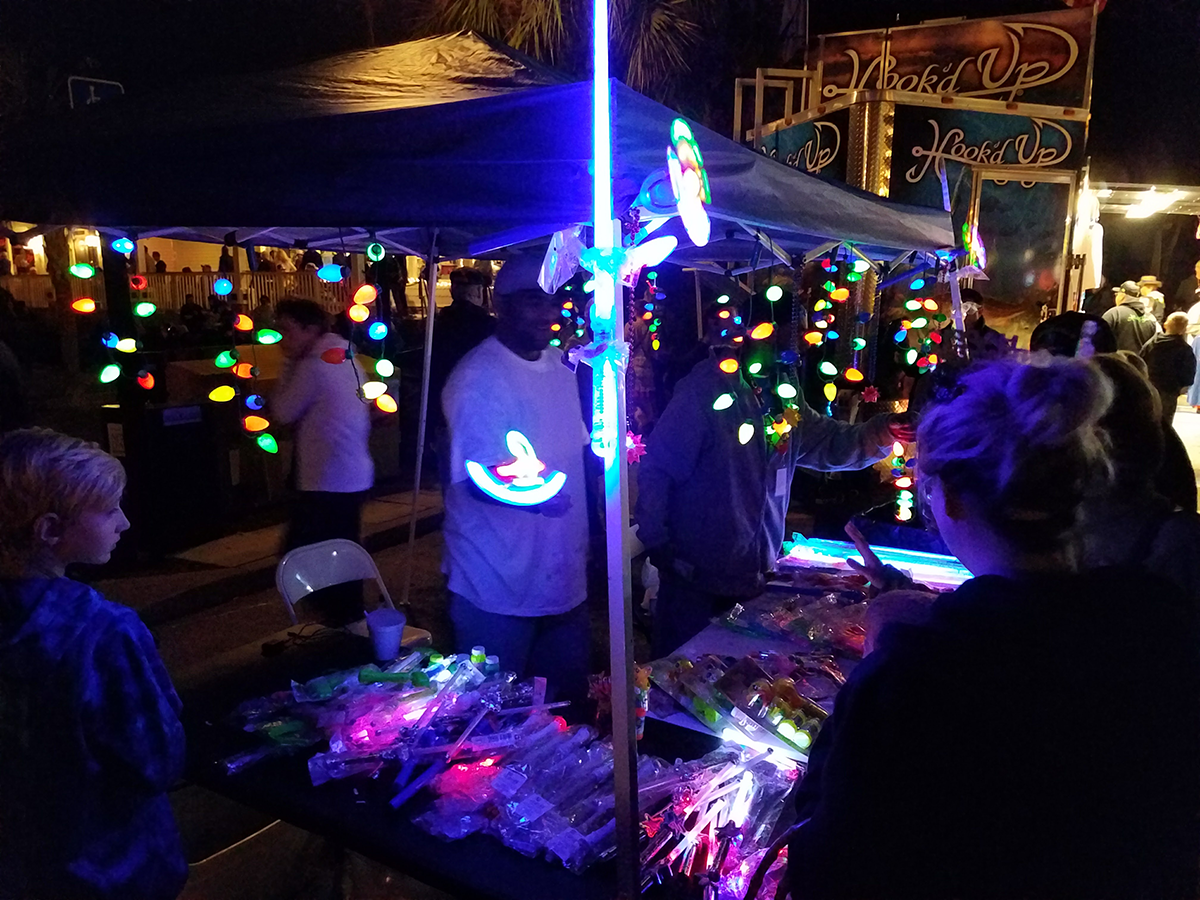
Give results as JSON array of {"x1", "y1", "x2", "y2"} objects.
[
  {"x1": 256, "y1": 433, "x2": 279, "y2": 454},
  {"x1": 365, "y1": 242, "x2": 385, "y2": 263},
  {"x1": 712, "y1": 393, "x2": 735, "y2": 411},
  {"x1": 375, "y1": 358, "x2": 395, "y2": 378},
  {"x1": 99, "y1": 363, "x2": 121, "y2": 383},
  {"x1": 765, "y1": 285, "x2": 784, "y2": 302},
  {"x1": 214, "y1": 351, "x2": 237, "y2": 368},
  {"x1": 852, "y1": 337, "x2": 867, "y2": 350},
  {"x1": 256, "y1": 329, "x2": 282, "y2": 344},
  {"x1": 776, "y1": 383, "x2": 798, "y2": 399},
  {"x1": 819, "y1": 361, "x2": 839, "y2": 377},
  {"x1": 747, "y1": 362, "x2": 763, "y2": 375},
  {"x1": 70, "y1": 263, "x2": 96, "y2": 278},
  {"x1": 133, "y1": 301, "x2": 156, "y2": 318}
]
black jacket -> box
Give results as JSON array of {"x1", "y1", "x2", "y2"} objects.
[
  {"x1": 1103, "y1": 299, "x2": 1159, "y2": 352},
  {"x1": 790, "y1": 568, "x2": 1200, "y2": 900},
  {"x1": 1141, "y1": 332, "x2": 1197, "y2": 394}
]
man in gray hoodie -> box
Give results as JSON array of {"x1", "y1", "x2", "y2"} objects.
[{"x1": 637, "y1": 327, "x2": 912, "y2": 657}]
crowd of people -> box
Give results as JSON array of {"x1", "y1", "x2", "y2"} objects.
[{"x1": 4, "y1": 247, "x2": 1200, "y2": 898}]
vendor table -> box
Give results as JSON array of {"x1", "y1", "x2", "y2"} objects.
[{"x1": 180, "y1": 626, "x2": 721, "y2": 900}]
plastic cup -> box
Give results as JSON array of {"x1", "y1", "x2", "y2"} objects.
[{"x1": 366, "y1": 608, "x2": 406, "y2": 661}]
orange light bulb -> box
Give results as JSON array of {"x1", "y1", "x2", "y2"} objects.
[
  {"x1": 71, "y1": 298, "x2": 96, "y2": 313},
  {"x1": 353, "y1": 284, "x2": 378, "y2": 305},
  {"x1": 348, "y1": 304, "x2": 370, "y2": 323},
  {"x1": 718, "y1": 358, "x2": 739, "y2": 374},
  {"x1": 750, "y1": 322, "x2": 775, "y2": 340},
  {"x1": 243, "y1": 415, "x2": 270, "y2": 432},
  {"x1": 375, "y1": 393, "x2": 398, "y2": 413},
  {"x1": 233, "y1": 363, "x2": 254, "y2": 379},
  {"x1": 234, "y1": 314, "x2": 254, "y2": 331}
]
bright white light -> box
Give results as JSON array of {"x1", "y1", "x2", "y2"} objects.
[
  {"x1": 466, "y1": 461, "x2": 566, "y2": 507},
  {"x1": 1126, "y1": 189, "x2": 1186, "y2": 219},
  {"x1": 738, "y1": 422, "x2": 755, "y2": 445}
]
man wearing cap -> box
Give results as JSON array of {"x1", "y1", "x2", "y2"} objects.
[
  {"x1": 1104, "y1": 281, "x2": 1161, "y2": 353},
  {"x1": 440, "y1": 255, "x2": 591, "y2": 706}
]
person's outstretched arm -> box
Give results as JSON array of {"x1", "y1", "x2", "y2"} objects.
[{"x1": 790, "y1": 401, "x2": 901, "y2": 472}]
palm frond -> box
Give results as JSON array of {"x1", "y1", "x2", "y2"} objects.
[
  {"x1": 420, "y1": 0, "x2": 508, "y2": 41},
  {"x1": 509, "y1": 0, "x2": 568, "y2": 63},
  {"x1": 613, "y1": 0, "x2": 705, "y2": 103}
]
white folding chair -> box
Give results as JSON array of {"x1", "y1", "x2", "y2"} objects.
[{"x1": 275, "y1": 539, "x2": 394, "y2": 625}]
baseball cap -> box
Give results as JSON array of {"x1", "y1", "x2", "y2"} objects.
[{"x1": 494, "y1": 255, "x2": 553, "y2": 297}]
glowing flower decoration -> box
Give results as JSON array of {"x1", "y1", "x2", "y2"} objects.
[
  {"x1": 750, "y1": 322, "x2": 775, "y2": 340},
  {"x1": 208, "y1": 386, "x2": 236, "y2": 402},
  {"x1": 71, "y1": 298, "x2": 96, "y2": 313},
  {"x1": 863, "y1": 386, "x2": 880, "y2": 403},
  {"x1": 718, "y1": 358, "x2": 739, "y2": 374},
  {"x1": 375, "y1": 394, "x2": 398, "y2": 414},
  {"x1": 667, "y1": 118, "x2": 711, "y2": 247},
  {"x1": 466, "y1": 430, "x2": 567, "y2": 507},
  {"x1": 214, "y1": 278, "x2": 233, "y2": 296},
  {"x1": 243, "y1": 415, "x2": 270, "y2": 433},
  {"x1": 626, "y1": 431, "x2": 647, "y2": 464},
  {"x1": 348, "y1": 305, "x2": 370, "y2": 323}
]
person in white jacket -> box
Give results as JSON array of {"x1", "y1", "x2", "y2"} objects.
[{"x1": 273, "y1": 297, "x2": 374, "y2": 624}]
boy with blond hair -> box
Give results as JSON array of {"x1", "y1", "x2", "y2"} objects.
[{"x1": 0, "y1": 429, "x2": 186, "y2": 900}]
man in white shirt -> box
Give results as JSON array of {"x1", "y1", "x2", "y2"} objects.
[
  {"x1": 441, "y1": 257, "x2": 591, "y2": 705},
  {"x1": 273, "y1": 298, "x2": 374, "y2": 624}
]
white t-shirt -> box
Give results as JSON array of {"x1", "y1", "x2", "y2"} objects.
[
  {"x1": 441, "y1": 336, "x2": 589, "y2": 616},
  {"x1": 272, "y1": 331, "x2": 374, "y2": 493}
]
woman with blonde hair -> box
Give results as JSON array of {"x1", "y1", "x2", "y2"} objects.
[{"x1": 789, "y1": 359, "x2": 1200, "y2": 899}]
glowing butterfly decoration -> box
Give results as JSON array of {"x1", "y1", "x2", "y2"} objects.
[
  {"x1": 667, "y1": 118, "x2": 711, "y2": 247},
  {"x1": 317, "y1": 263, "x2": 343, "y2": 283},
  {"x1": 111, "y1": 237, "x2": 135, "y2": 254},
  {"x1": 214, "y1": 278, "x2": 233, "y2": 296},
  {"x1": 71, "y1": 298, "x2": 96, "y2": 313},
  {"x1": 70, "y1": 263, "x2": 95, "y2": 279},
  {"x1": 465, "y1": 431, "x2": 567, "y2": 507}
]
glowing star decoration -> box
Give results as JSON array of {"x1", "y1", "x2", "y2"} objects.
[
  {"x1": 375, "y1": 394, "x2": 398, "y2": 414},
  {"x1": 243, "y1": 415, "x2": 270, "y2": 433},
  {"x1": 256, "y1": 434, "x2": 279, "y2": 453},
  {"x1": 214, "y1": 350, "x2": 237, "y2": 368},
  {"x1": 70, "y1": 263, "x2": 95, "y2": 278},
  {"x1": 750, "y1": 322, "x2": 775, "y2": 340},
  {"x1": 353, "y1": 284, "x2": 378, "y2": 305},
  {"x1": 99, "y1": 364, "x2": 121, "y2": 383},
  {"x1": 626, "y1": 431, "x2": 647, "y2": 464},
  {"x1": 845, "y1": 368, "x2": 864, "y2": 382},
  {"x1": 111, "y1": 237, "x2": 135, "y2": 254},
  {"x1": 214, "y1": 278, "x2": 233, "y2": 296},
  {"x1": 348, "y1": 305, "x2": 370, "y2": 323},
  {"x1": 321, "y1": 348, "x2": 347, "y2": 364},
  {"x1": 765, "y1": 285, "x2": 783, "y2": 303},
  {"x1": 359, "y1": 381, "x2": 388, "y2": 401},
  {"x1": 116, "y1": 338, "x2": 138, "y2": 353},
  {"x1": 129, "y1": 274, "x2": 148, "y2": 291},
  {"x1": 256, "y1": 328, "x2": 282, "y2": 344},
  {"x1": 465, "y1": 431, "x2": 567, "y2": 507},
  {"x1": 368, "y1": 321, "x2": 389, "y2": 340},
  {"x1": 667, "y1": 118, "x2": 711, "y2": 247},
  {"x1": 712, "y1": 392, "x2": 735, "y2": 411},
  {"x1": 375, "y1": 358, "x2": 395, "y2": 378},
  {"x1": 776, "y1": 383, "x2": 798, "y2": 400},
  {"x1": 208, "y1": 385, "x2": 236, "y2": 402},
  {"x1": 137, "y1": 371, "x2": 155, "y2": 390},
  {"x1": 317, "y1": 263, "x2": 343, "y2": 283},
  {"x1": 71, "y1": 298, "x2": 96, "y2": 313},
  {"x1": 134, "y1": 301, "x2": 157, "y2": 318}
]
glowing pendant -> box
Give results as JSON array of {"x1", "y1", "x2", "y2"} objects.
[{"x1": 465, "y1": 431, "x2": 567, "y2": 507}]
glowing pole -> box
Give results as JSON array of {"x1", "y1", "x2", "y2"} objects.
[{"x1": 591, "y1": 2, "x2": 638, "y2": 898}]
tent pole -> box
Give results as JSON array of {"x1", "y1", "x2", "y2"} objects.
[{"x1": 400, "y1": 230, "x2": 439, "y2": 608}]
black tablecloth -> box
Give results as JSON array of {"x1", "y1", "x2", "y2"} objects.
[{"x1": 180, "y1": 628, "x2": 720, "y2": 900}]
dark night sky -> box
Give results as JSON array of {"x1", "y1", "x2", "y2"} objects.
[{"x1": 2, "y1": 0, "x2": 1198, "y2": 184}]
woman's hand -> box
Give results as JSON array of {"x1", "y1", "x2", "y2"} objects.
[{"x1": 844, "y1": 522, "x2": 914, "y2": 594}]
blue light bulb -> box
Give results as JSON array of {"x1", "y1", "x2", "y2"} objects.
[{"x1": 368, "y1": 321, "x2": 389, "y2": 340}]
